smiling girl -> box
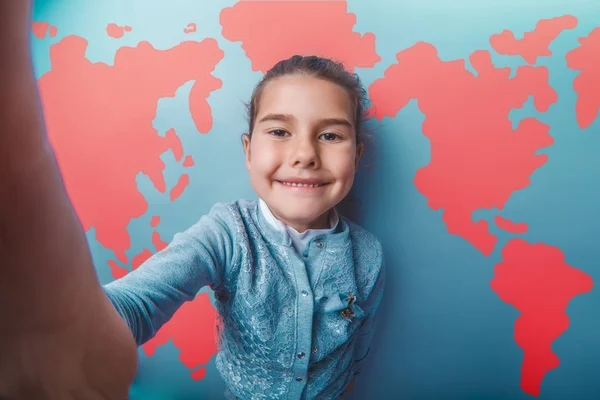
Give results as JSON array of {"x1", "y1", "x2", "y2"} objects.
[{"x1": 104, "y1": 56, "x2": 386, "y2": 400}]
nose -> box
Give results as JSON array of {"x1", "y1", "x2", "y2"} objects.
[{"x1": 290, "y1": 135, "x2": 320, "y2": 169}]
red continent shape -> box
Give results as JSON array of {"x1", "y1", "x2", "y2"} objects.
[
  {"x1": 106, "y1": 23, "x2": 126, "y2": 39},
  {"x1": 220, "y1": 0, "x2": 380, "y2": 72},
  {"x1": 490, "y1": 239, "x2": 593, "y2": 396},
  {"x1": 142, "y1": 293, "x2": 218, "y2": 381},
  {"x1": 191, "y1": 366, "x2": 207, "y2": 381},
  {"x1": 32, "y1": 21, "x2": 50, "y2": 38},
  {"x1": 566, "y1": 27, "x2": 600, "y2": 129},
  {"x1": 494, "y1": 216, "x2": 528, "y2": 234},
  {"x1": 152, "y1": 231, "x2": 168, "y2": 251},
  {"x1": 368, "y1": 42, "x2": 556, "y2": 256},
  {"x1": 170, "y1": 174, "x2": 190, "y2": 201},
  {"x1": 37, "y1": 36, "x2": 223, "y2": 262},
  {"x1": 184, "y1": 23, "x2": 197, "y2": 34},
  {"x1": 107, "y1": 260, "x2": 129, "y2": 280},
  {"x1": 490, "y1": 15, "x2": 578, "y2": 64},
  {"x1": 165, "y1": 128, "x2": 184, "y2": 161},
  {"x1": 183, "y1": 155, "x2": 195, "y2": 167}
]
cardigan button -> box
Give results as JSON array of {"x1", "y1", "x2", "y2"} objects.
[{"x1": 315, "y1": 240, "x2": 323, "y2": 248}]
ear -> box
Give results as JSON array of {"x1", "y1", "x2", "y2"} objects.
[
  {"x1": 354, "y1": 142, "x2": 363, "y2": 170},
  {"x1": 243, "y1": 134, "x2": 252, "y2": 170}
]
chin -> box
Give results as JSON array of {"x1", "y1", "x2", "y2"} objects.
[{"x1": 279, "y1": 206, "x2": 323, "y2": 221}]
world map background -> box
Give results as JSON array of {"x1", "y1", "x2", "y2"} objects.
[{"x1": 29, "y1": 0, "x2": 600, "y2": 399}]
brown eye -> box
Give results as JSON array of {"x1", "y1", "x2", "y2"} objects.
[
  {"x1": 269, "y1": 129, "x2": 290, "y2": 137},
  {"x1": 319, "y1": 132, "x2": 340, "y2": 141}
]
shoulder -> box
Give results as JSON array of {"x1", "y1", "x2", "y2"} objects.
[
  {"x1": 179, "y1": 200, "x2": 258, "y2": 249},
  {"x1": 199, "y1": 199, "x2": 262, "y2": 251},
  {"x1": 204, "y1": 199, "x2": 258, "y2": 228},
  {"x1": 344, "y1": 218, "x2": 385, "y2": 297},
  {"x1": 181, "y1": 200, "x2": 259, "y2": 287},
  {"x1": 345, "y1": 218, "x2": 384, "y2": 263}
]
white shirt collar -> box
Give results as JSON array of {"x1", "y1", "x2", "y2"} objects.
[{"x1": 258, "y1": 198, "x2": 339, "y2": 253}]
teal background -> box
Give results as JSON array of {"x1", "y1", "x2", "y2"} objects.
[{"x1": 30, "y1": 0, "x2": 600, "y2": 399}]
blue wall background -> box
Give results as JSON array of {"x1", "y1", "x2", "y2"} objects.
[{"x1": 31, "y1": 0, "x2": 600, "y2": 398}]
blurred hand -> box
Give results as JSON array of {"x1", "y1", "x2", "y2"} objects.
[
  {"x1": 0, "y1": 295, "x2": 138, "y2": 399},
  {"x1": 0, "y1": 1, "x2": 138, "y2": 398}
]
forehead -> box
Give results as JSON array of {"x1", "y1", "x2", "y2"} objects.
[{"x1": 256, "y1": 75, "x2": 354, "y2": 123}]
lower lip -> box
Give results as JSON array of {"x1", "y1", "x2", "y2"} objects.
[{"x1": 276, "y1": 181, "x2": 329, "y2": 192}]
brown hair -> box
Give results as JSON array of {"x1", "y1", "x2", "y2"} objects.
[{"x1": 245, "y1": 55, "x2": 370, "y2": 144}]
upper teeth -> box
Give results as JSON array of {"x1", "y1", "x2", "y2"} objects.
[{"x1": 281, "y1": 181, "x2": 322, "y2": 188}]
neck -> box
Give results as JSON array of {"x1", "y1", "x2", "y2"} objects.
[{"x1": 271, "y1": 208, "x2": 331, "y2": 233}]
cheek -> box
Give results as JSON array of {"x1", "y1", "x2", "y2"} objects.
[
  {"x1": 249, "y1": 140, "x2": 282, "y2": 175},
  {"x1": 326, "y1": 148, "x2": 358, "y2": 180}
]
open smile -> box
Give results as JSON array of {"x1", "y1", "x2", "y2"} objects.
[{"x1": 275, "y1": 179, "x2": 330, "y2": 190}]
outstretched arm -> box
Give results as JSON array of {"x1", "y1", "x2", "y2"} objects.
[{"x1": 0, "y1": 1, "x2": 137, "y2": 398}]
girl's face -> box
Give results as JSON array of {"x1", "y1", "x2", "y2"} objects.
[{"x1": 243, "y1": 74, "x2": 362, "y2": 232}]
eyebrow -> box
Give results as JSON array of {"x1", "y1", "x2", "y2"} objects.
[
  {"x1": 257, "y1": 113, "x2": 353, "y2": 128},
  {"x1": 258, "y1": 113, "x2": 295, "y2": 124}
]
